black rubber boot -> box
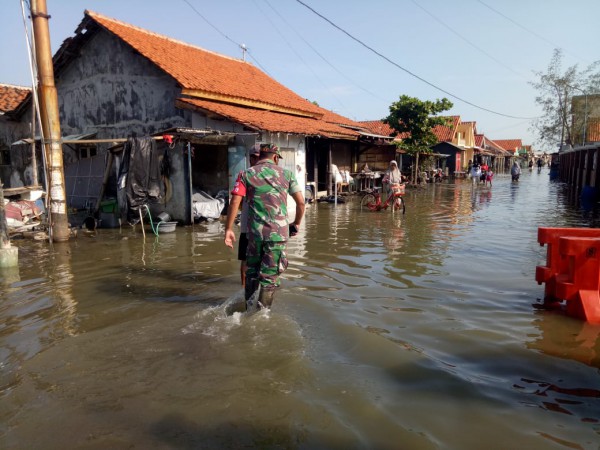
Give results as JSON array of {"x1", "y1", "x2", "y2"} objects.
[
  {"x1": 257, "y1": 288, "x2": 275, "y2": 309},
  {"x1": 245, "y1": 277, "x2": 259, "y2": 301},
  {"x1": 245, "y1": 277, "x2": 260, "y2": 312}
]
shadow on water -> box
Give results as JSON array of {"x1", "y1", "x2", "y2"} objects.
[
  {"x1": 93, "y1": 265, "x2": 229, "y2": 304},
  {"x1": 149, "y1": 413, "x2": 358, "y2": 450}
]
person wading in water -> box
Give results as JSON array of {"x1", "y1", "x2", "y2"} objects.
[{"x1": 224, "y1": 144, "x2": 305, "y2": 312}]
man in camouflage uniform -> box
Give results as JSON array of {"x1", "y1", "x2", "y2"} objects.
[{"x1": 224, "y1": 143, "x2": 305, "y2": 311}]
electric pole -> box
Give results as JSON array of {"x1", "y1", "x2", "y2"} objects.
[{"x1": 31, "y1": 0, "x2": 70, "y2": 242}]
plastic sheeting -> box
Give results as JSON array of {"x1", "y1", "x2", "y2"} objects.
[{"x1": 192, "y1": 191, "x2": 225, "y2": 220}]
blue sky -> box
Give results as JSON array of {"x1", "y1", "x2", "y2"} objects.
[{"x1": 2, "y1": 0, "x2": 598, "y2": 151}]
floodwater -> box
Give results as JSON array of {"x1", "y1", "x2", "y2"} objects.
[{"x1": 1, "y1": 169, "x2": 600, "y2": 450}]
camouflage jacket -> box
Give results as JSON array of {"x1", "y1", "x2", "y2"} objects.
[{"x1": 232, "y1": 159, "x2": 300, "y2": 241}]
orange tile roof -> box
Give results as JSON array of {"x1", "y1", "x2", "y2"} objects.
[
  {"x1": 359, "y1": 120, "x2": 395, "y2": 136},
  {"x1": 177, "y1": 97, "x2": 359, "y2": 139},
  {"x1": 432, "y1": 116, "x2": 460, "y2": 142},
  {"x1": 360, "y1": 116, "x2": 458, "y2": 142},
  {"x1": 85, "y1": 11, "x2": 323, "y2": 119},
  {"x1": 475, "y1": 134, "x2": 484, "y2": 147},
  {"x1": 493, "y1": 139, "x2": 523, "y2": 153},
  {"x1": 357, "y1": 120, "x2": 412, "y2": 140},
  {"x1": 318, "y1": 108, "x2": 364, "y2": 129},
  {"x1": 0, "y1": 84, "x2": 30, "y2": 114}
]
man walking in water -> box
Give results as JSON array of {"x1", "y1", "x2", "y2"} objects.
[
  {"x1": 224, "y1": 143, "x2": 305, "y2": 311},
  {"x1": 511, "y1": 161, "x2": 521, "y2": 181}
]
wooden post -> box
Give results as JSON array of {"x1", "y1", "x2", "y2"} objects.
[
  {"x1": 31, "y1": 0, "x2": 70, "y2": 242},
  {"x1": 93, "y1": 152, "x2": 115, "y2": 215}
]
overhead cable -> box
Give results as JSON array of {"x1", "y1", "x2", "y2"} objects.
[
  {"x1": 477, "y1": 0, "x2": 588, "y2": 65},
  {"x1": 295, "y1": 0, "x2": 537, "y2": 120},
  {"x1": 410, "y1": 0, "x2": 526, "y2": 80},
  {"x1": 264, "y1": 0, "x2": 387, "y2": 103},
  {"x1": 254, "y1": 0, "x2": 351, "y2": 115},
  {"x1": 182, "y1": 0, "x2": 271, "y2": 75}
]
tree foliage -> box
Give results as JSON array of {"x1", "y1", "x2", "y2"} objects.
[
  {"x1": 530, "y1": 49, "x2": 600, "y2": 149},
  {"x1": 382, "y1": 95, "x2": 453, "y2": 155}
]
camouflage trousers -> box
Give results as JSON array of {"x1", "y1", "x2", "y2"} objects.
[{"x1": 246, "y1": 239, "x2": 289, "y2": 290}]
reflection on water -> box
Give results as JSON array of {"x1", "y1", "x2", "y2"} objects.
[{"x1": 1, "y1": 171, "x2": 599, "y2": 449}]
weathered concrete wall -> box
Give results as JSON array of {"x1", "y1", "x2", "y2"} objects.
[
  {"x1": 56, "y1": 30, "x2": 190, "y2": 164},
  {"x1": 0, "y1": 111, "x2": 39, "y2": 188},
  {"x1": 191, "y1": 110, "x2": 248, "y2": 134}
]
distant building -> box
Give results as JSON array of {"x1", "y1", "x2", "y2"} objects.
[{"x1": 571, "y1": 94, "x2": 600, "y2": 145}]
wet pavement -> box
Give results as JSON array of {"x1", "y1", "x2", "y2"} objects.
[{"x1": 1, "y1": 169, "x2": 599, "y2": 449}]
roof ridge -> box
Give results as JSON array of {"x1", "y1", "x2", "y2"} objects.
[
  {"x1": 85, "y1": 10, "x2": 249, "y2": 66},
  {"x1": 0, "y1": 83, "x2": 32, "y2": 90}
]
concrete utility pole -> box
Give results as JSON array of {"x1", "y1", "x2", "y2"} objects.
[{"x1": 31, "y1": 0, "x2": 69, "y2": 242}]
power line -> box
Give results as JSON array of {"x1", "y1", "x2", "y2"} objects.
[
  {"x1": 295, "y1": 0, "x2": 537, "y2": 120},
  {"x1": 253, "y1": 0, "x2": 351, "y2": 115},
  {"x1": 410, "y1": 0, "x2": 526, "y2": 80},
  {"x1": 263, "y1": 0, "x2": 387, "y2": 103},
  {"x1": 477, "y1": 0, "x2": 589, "y2": 65},
  {"x1": 181, "y1": 0, "x2": 271, "y2": 75}
]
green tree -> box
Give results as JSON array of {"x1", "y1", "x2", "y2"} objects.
[
  {"x1": 383, "y1": 95, "x2": 453, "y2": 153},
  {"x1": 383, "y1": 95, "x2": 453, "y2": 181},
  {"x1": 530, "y1": 49, "x2": 600, "y2": 149}
]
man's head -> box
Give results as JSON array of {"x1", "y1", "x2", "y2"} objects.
[{"x1": 258, "y1": 143, "x2": 282, "y2": 164}]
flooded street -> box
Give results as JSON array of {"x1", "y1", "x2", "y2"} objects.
[{"x1": 1, "y1": 170, "x2": 600, "y2": 449}]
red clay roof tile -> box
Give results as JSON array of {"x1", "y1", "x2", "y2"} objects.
[
  {"x1": 177, "y1": 97, "x2": 359, "y2": 139},
  {"x1": 475, "y1": 134, "x2": 484, "y2": 147},
  {"x1": 493, "y1": 139, "x2": 523, "y2": 153},
  {"x1": 360, "y1": 116, "x2": 458, "y2": 142},
  {"x1": 359, "y1": 120, "x2": 395, "y2": 136},
  {"x1": 432, "y1": 116, "x2": 460, "y2": 142},
  {"x1": 86, "y1": 11, "x2": 323, "y2": 119},
  {"x1": 0, "y1": 84, "x2": 30, "y2": 114}
]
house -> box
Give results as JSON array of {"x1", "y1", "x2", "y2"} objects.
[
  {"x1": 9, "y1": 10, "x2": 366, "y2": 224},
  {"x1": 493, "y1": 139, "x2": 524, "y2": 156},
  {"x1": 0, "y1": 84, "x2": 35, "y2": 188},
  {"x1": 356, "y1": 120, "x2": 402, "y2": 168},
  {"x1": 571, "y1": 94, "x2": 600, "y2": 146},
  {"x1": 430, "y1": 116, "x2": 464, "y2": 175},
  {"x1": 474, "y1": 133, "x2": 511, "y2": 172},
  {"x1": 366, "y1": 115, "x2": 469, "y2": 177}
]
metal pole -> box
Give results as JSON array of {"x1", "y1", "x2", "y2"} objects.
[
  {"x1": 334, "y1": 172, "x2": 337, "y2": 206},
  {"x1": 31, "y1": 0, "x2": 70, "y2": 242},
  {"x1": 30, "y1": 106, "x2": 38, "y2": 186}
]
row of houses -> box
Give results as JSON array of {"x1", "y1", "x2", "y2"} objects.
[
  {"x1": 360, "y1": 116, "x2": 527, "y2": 176},
  {"x1": 0, "y1": 10, "x2": 528, "y2": 226}
]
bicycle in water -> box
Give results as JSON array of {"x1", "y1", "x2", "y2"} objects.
[{"x1": 360, "y1": 183, "x2": 406, "y2": 214}]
